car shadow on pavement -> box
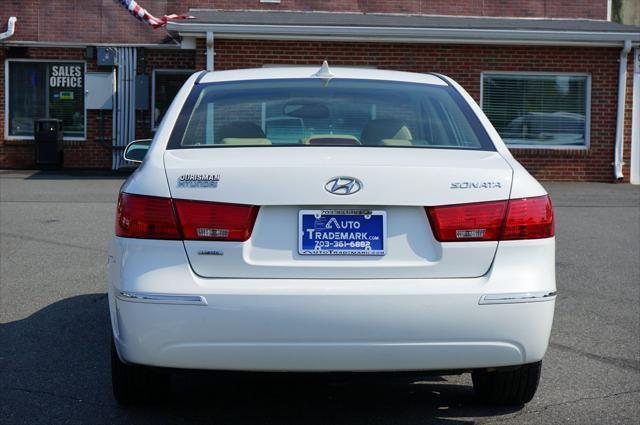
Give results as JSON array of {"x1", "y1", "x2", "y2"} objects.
[{"x1": 0, "y1": 294, "x2": 522, "y2": 425}]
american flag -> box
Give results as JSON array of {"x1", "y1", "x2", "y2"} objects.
[{"x1": 115, "y1": 0, "x2": 192, "y2": 29}]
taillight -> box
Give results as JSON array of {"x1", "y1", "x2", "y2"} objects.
[
  {"x1": 501, "y1": 196, "x2": 554, "y2": 240},
  {"x1": 115, "y1": 193, "x2": 259, "y2": 241},
  {"x1": 426, "y1": 200, "x2": 508, "y2": 242},
  {"x1": 116, "y1": 193, "x2": 181, "y2": 239},
  {"x1": 173, "y1": 199, "x2": 258, "y2": 241},
  {"x1": 425, "y1": 195, "x2": 554, "y2": 242}
]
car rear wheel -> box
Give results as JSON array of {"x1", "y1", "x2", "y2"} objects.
[
  {"x1": 472, "y1": 361, "x2": 542, "y2": 405},
  {"x1": 111, "y1": 336, "x2": 170, "y2": 405}
]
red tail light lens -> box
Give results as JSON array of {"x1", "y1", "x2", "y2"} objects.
[
  {"x1": 116, "y1": 193, "x2": 181, "y2": 240},
  {"x1": 502, "y1": 196, "x2": 554, "y2": 240},
  {"x1": 173, "y1": 199, "x2": 259, "y2": 241},
  {"x1": 115, "y1": 194, "x2": 259, "y2": 241},
  {"x1": 426, "y1": 195, "x2": 554, "y2": 242},
  {"x1": 426, "y1": 200, "x2": 508, "y2": 242}
]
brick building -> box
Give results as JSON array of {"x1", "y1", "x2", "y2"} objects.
[{"x1": 1, "y1": 1, "x2": 639, "y2": 182}]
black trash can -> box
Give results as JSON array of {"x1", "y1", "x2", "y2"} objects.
[{"x1": 34, "y1": 119, "x2": 63, "y2": 167}]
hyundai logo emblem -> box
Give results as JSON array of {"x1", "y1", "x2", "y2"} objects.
[{"x1": 325, "y1": 177, "x2": 362, "y2": 195}]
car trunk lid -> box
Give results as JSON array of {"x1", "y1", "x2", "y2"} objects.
[{"x1": 164, "y1": 147, "x2": 512, "y2": 279}]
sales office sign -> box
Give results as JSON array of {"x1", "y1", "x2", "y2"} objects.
[{"x1": 49, "y1": 65, "x2": 83, "y2": 88}]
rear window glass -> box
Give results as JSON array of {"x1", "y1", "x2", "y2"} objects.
[{"x1": 168, "y1": 79, "x2": 494, "y2": 150}]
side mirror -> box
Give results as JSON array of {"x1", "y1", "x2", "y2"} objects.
[{"x1": 123, "y1": 139, "x2": 152, "y2": 163}]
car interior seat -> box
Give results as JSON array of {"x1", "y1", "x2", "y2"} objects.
[
  {"x1": 217, "y1": 121, "x2": 272, "y2": 145},
  {"x1": 360, "y1": 119, "x2": 413, "y2": 146}
]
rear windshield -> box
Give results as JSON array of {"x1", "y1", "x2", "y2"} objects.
[{"x1": 167, "y1": 78, "x2": 494, "y2": 150}]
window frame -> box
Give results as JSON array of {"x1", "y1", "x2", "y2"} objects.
[
  {"x1": 480, "y1": 71, "x2": 591, "y2": 150},
  {"x1": 151, "y1": 68, "x2": 193, "y2": 131},
  {"x1": 4, "y1": 58, "x2": 87, "y2": 141}
]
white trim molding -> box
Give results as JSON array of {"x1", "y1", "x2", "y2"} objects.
[
  {"x1": 168, "y1": 21, "x2": 640, "y2": 47},
  {"x1": 1, "y1": 40, "x2": 184, "y2": 49}
]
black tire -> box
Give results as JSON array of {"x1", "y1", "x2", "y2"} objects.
[
  {"x1": 472, "y1": 361, "x2": 542, "y2": 405},
  {"x1": 111, "y1": 336, "x2": 170, "y2": 405}
]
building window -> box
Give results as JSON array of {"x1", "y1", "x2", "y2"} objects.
[
  {"x1": 6, "y1": 60, "x2": 86, "y2": 139},
  {"x1": 152, "y1": 69, "x2": 192, "y2": 130},
  {"x1": 481, "y1": 73, "x2": 590, "y2": 148}
]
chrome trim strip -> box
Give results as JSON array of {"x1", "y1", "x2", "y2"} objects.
[
  {"x1": 117, "y1": 291, "x2": 208, "y2": 306},
  {"x1": 479, "y1": 291, "x2": 557, "y2": 305}
]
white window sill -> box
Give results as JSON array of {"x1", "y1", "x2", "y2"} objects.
[
  {"x1": 4, "y1": 136, "x2": 87, "y2": 142},
  {"x1": 506, "y1": 144, "x2": 589, "y2": 151}
]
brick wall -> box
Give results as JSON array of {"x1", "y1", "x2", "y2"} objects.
[
  {"x1": 1, "y1": 40, "x2": 634, "y2": 182},
  {"x1": 1, "y1": 0, "x2": 167, "y2": 44},
  {"x1": 0, "y1": 46, "x2": 195, "y2": 169},
  {"x1": 0, "y1": 0, "x2": 609, "y2": 46},
  {"x1": 170, "y1": 1, "x2": 608, "y2": 19},
  {"x1": 203, "y1": 39, "x2": 633, "y2": 182}
]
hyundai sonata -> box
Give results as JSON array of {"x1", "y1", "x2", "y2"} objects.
[{"x1": 108, "y1": 63, "x2": 555, "y2": 405}]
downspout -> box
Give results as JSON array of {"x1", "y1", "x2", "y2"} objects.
[
  {"x1": 206, "y1": 31, "x2": 214, "y2": 71},
  {"x1": 0, "y1": 17, "x2": 17, "y2": 41},
  {"x1": 614, "y1": 40, "x2": 632, "y2": 180}
]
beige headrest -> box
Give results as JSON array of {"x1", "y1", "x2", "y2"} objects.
[
  {"x1": 380, "y1": 139, "x2": 413, "y2": 146},
  {"x1": 392, "y1": 126, "x2": 412, "y2": 141},
  {"x1": 361, "y1": 119, "x2": 413, "y2": 145}
]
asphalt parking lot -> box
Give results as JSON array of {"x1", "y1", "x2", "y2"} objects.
[{"x1": 1, "y1": 170, "x2": 638, "y2": 424}]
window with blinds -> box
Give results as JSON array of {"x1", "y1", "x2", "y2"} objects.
[
  {"x1": 481, "y1": 73, "x2": 589, "y2": 148},
  {"x1": 7, "y1": 61, "x2": 85, "y2": 139}
]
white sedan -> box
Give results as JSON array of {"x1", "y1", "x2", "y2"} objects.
[{"x1": 108, "y1": 64, "x2": 556, "y2": 406}]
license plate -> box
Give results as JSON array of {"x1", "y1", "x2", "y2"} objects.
[{"x1": 298, "y1": 209, "x2": 386, "y2": 256}]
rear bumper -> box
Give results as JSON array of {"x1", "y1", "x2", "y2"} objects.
[
  {"x1": 112, "y1": 290, "x2": 555, "y2": 372},
  {"x1": 108, "y1": 237, "x2": 556, "y2": 372}
]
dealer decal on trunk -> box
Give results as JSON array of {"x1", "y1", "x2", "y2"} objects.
[{"x1": 177, "y1": 174, "x2": 221, "y2": 188}]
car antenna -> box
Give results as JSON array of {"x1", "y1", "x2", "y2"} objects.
[{"x1": 313, "y1": 60, "x2": 334, "y2": 86}]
